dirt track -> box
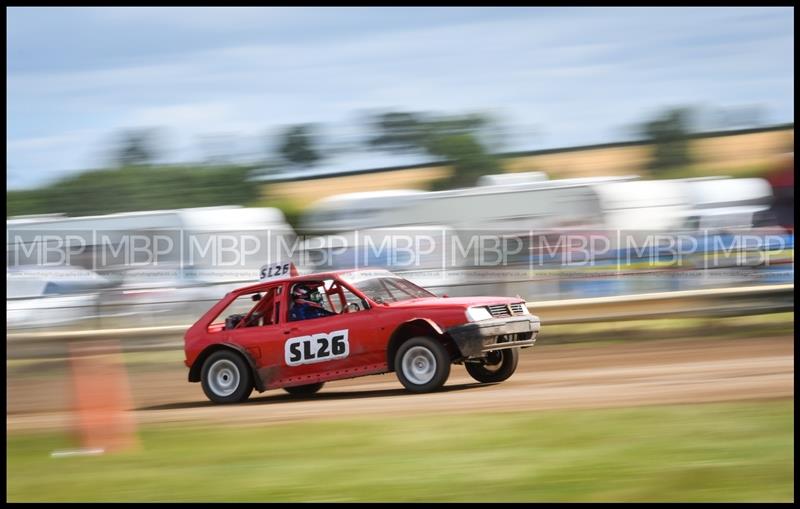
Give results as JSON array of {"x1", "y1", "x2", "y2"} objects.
[{"x1": 6, "y1": 335, "x2": 794, "y2": 432}]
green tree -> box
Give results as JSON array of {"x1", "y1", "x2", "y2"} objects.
[
  {"x1": 7, "y1": 164, "x2": 262, "y2": 217},
  {"x1": 367, "y1": 111, "x2": 501, "y2": 189},
  {"x1": 115, "y1": 129, "x2": 160, "y2": 167},
  {"x1": 278, "y1": 124, "x2": 322, "y2": 169},
  {"x1": 641, "y1": 108, "x2": 695, "y2": 172}
]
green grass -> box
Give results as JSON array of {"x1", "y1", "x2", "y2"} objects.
[{"x1": 7, "y1": 400, "x2": 793, "y2": 502}]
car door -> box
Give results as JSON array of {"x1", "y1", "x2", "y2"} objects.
[
  {"x1": 220, "y1": 284, "x2": 284, "y2": 372},
  {"x1": 267, "y1": 279, "x2": 384, "y2": 388}
]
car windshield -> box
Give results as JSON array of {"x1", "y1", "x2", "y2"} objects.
[{"x1": 346, "y1": 275, "x2": 435, "y2": 303}]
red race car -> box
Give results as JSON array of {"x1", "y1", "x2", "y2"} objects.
[{"x1": 184, "y1": 267, "x2": 541, "y2": 403}]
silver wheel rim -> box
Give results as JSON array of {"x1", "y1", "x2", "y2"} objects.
[
  {"x1": 401, "y1": 346, "x2": 437, "y2": 385},
  {"x1": 208, "y1": 359, "x2": 240, "y2": 397}
]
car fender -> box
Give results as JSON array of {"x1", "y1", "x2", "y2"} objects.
[
  {"x1": 386, "y1": 317, "x2": 447, "y2": 369},
  {"x1": 188, "y1": 342, "x2": 266, "y2": 392}
]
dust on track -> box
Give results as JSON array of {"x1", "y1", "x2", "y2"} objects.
[{"x1": 6, "y1": 335, "x2": 794, "y2": 432}]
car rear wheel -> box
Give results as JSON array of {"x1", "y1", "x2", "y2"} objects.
[
  {"x1": 283, "y1": 382, "x2": 325, "y2": 396},
  {"x1": 201, "y1": 350, "x2": 253, "y2": 404},
  {"x1": 394, "y1": 336, "x2": 451, "y2": 393},
  {"x1": 465, "y1": 348, "x2": 519, "y2": 383}
]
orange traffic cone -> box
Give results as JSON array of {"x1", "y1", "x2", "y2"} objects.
[{"x1": 67, "y1": 340, "x2": 139, "y2": 454}]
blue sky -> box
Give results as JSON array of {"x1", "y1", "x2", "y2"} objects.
[{"x1": 6, "y1": 7, "x2": 795, "y2": 189}]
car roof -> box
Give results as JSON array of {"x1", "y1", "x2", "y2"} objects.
[{"x1": 231, "y1": 268, "x2": 390, "y2": 294}]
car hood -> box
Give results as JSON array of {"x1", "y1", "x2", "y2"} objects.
[{"x1": 381, "y1": 295, "x2": 521, "y2": 309}]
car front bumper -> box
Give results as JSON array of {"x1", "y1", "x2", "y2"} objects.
[{"x1": 446, "y1": 315, "x2": 541, "y2": 358}]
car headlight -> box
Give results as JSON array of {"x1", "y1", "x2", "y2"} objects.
[{"x1": 466, "y1": 306, "x2": 492, "y2": 322}]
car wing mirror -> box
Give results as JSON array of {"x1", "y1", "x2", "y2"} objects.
[{"x1": 251, "y1": 293, "x2": 262, "y2": 302}]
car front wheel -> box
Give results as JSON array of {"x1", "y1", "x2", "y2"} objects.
[
  {"x1": 394, "y1": 336, "x2": 451, "y2": 393},
  {"x1": 465, "y1": 348, "x2": 519, "y2": 383},
  {"x1": 201, "y1": 350, "x2": 254, "y2": 404}
]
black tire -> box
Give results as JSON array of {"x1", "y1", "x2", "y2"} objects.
[
  {"x1": 465, "y1": 348, "x2": 519, "y2": 383},
  {"x1": 201, "y1": 350, "x2": 254, "y2": 404},
  {"x1": 394, "y1": 336, "x2": 451, "y2": 393},
  {"x1": 283, "y1": 382, "x2": 325, "y2": 396}
]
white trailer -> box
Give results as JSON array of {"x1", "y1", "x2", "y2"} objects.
[
  {"x1": 678, "y1": 177, "x2": 774, "y2": 230},
  {"x1": 302, "y1": 176, "x2": 637, "y2": 234},
  {"x1": 7, "y1": 206, "x2": 295, "y2": 282}
]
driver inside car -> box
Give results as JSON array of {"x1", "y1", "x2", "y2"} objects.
[{"x1": 289, "y1": 283, "x2": 336, "y2": 321}]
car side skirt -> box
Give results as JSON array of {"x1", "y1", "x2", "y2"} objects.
[{"x1": 259, "y1": 362, "x2": 389, "y2": 390}]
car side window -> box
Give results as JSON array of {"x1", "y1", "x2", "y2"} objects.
[
  {"x1": 315, "y1": 281, "x2": 338, "y2": 314},
  {"x1": 339, "y1": 282, "x2": 366, "y2": 313},
  {"x1": 323, "y1": 279, "x2": 366, "y2": 313},
  {"x1": 286, "y1": 279, "x2": 368, "y2": 321},
  {"x1": 245, "y1": 288, "x2": 277, "y2": 328},
  {"x1": 320, "y1": 280, "x2": 342, "y2": 313},
  {"x1": 288, "y1": 281, "x2": 337, "y2": 322},
  {"x1": 207, "y1": 287, "x2": 278, "y2": 332}
]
